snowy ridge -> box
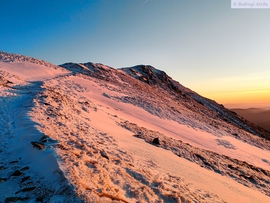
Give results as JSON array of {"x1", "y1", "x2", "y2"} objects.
[
  {"x1": 123, "y1": 66, "x2": 270, "y2": 146},
  {"x1": 0, "y1": 52, "x2": 69, "y2": 83},
  {"x1": 190, "y1": 94, "x2": 264, "y2": 137},
  {"x1": 120, "y1": 65, "x2": 188, "y2": 95},
  {"x1": 1, "y1": 52, "x2": 270, "y2": 202},
  {"x1": 0, "y1": 52, "x2": 55, "y2": 69},
  {"x1": 61, "y1": 62, "x2": 114, "y2": 74}
]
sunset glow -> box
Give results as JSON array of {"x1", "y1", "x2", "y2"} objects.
[
  {"x1": 204, "y1": 90, "x2": 270, "y2": 108},
  {"x1": 1, "y1": 0, "x2": 270, "y2": 109},
  {"x1": 1, "y1": 1, "x2": 270, "y2": 202},
  {"x1": 188, "y1": 71, "x2": 270, "y2": 108}
]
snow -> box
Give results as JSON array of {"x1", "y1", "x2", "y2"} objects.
[
  {"x1": 0, "y1": 61, "x2": 68, "y2": 81},
  {"x1": 1, "y1": 53, "x2": 270, "y2": 202},
  {"x1": 0, "y1": 87, "x2": 77, "y2": 202},
  {"x1": 40, "y1": 75, "x2": 269, "y2": 202},
  {"x1": 70, "y1": 76, "x2": 270, "y2": 171}
]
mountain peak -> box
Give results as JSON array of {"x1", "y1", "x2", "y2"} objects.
[
  {"x1": 121, "y1": 65, "x2": 168, "y2": 84},
  {"x1": 120, "y1": 65, "x2": 187, "y2": 97},
  {"x1": 60, "y1": 62, "x2": 114, "y2": 73}
]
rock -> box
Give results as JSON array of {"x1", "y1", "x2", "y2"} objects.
[
  {"x1": 232, "y1": 133, "x2": 238, "y2": 137},
  {"x1": 40, "y1": 135, "x2": 50, "y2": 142},
  {"x1": 20, "y1": 166, "x2": 29, "y2": 171},
  {"x1": 5, "y1": 197, "x2": 21, "y2": 202},
  {"x1": 11, "y1": 170, "x2": 23, "y2": 176},
  {"x1": 152, "y1": 138, "x2": 160, "y2": 145},
  {"x1": 21, "y1": 187, "x2": 36, "y2": 192},
  {"x1": 36, "y1": 197, "x2": 44, "y2": 202},
  {"x1": 9, "y1": 160, "x2": 19, "y2": 164},
  {"x1": 31, "y1": 141, "x2": 45, "y2": 150},
  {"x1": 21, "y1": 176, "x2": 30, "y2": 183},
  {"x1": 0, "y1": 165, "x2": 6, "y2": 170},
  {"x1": 102, "y1": 92, "x2": 111, "y2": 98},
  {"x1": 5, "y1": 197, "x2": 28, "y2": 202},
  {"x1": 100, "y1": 151, "x2": 109, "y2": 160},
  {"x1": 133, "y1": 134, "x2": 141, "y2": 138},
  {"x1": 0, "y1": 177, "x2": 7, "y2": 182}
]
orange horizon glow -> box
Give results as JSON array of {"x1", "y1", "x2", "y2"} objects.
[
  {"x1": 202, "y1": 90, "x2": 270, "y2": 109},
  {"x1": 187, "y1": 71, "x2": 270, "y2": 109}
]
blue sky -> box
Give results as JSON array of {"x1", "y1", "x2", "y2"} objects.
[{"x1": 1, "y1": 0, "x2": 270, "y2": 107}]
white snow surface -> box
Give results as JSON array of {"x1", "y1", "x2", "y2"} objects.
[
  {"x1": 0, "y1": 61, "x2": 68, "y2": 81},
  {"x1": 1, "y1": 53, "x2": 270, "y2": 202}
]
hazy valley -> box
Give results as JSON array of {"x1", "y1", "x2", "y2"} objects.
[{"x1": 231, "y1": 108, "x2": 270, "y2": 132}]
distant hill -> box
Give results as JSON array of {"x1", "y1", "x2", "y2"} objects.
[{"x1": 231, "y1": 108, "x2": 270, "y2": 132}]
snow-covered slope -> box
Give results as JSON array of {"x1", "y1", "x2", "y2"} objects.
[
  {"x1": 1, "y1": 52, "x2": 270, "y2": 202},
  {"x1": 0, "y1": 51, "x2": 69, "y2": 82}
]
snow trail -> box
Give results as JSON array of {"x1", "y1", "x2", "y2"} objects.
[{"x1": 0, "y1": 81, "x2": 79, "y2": 202}]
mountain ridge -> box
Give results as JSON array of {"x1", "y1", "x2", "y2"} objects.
[
  {"x1": 1, "y1": 51, "x2": 270, "y2": 202},
  {"x1": 60, "y1": 61, "x2": 270, "y2": 142}
]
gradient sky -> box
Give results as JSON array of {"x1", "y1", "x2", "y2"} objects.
[{"x1": 1, "y1": 0, "x2": 269, "y2": 108}]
